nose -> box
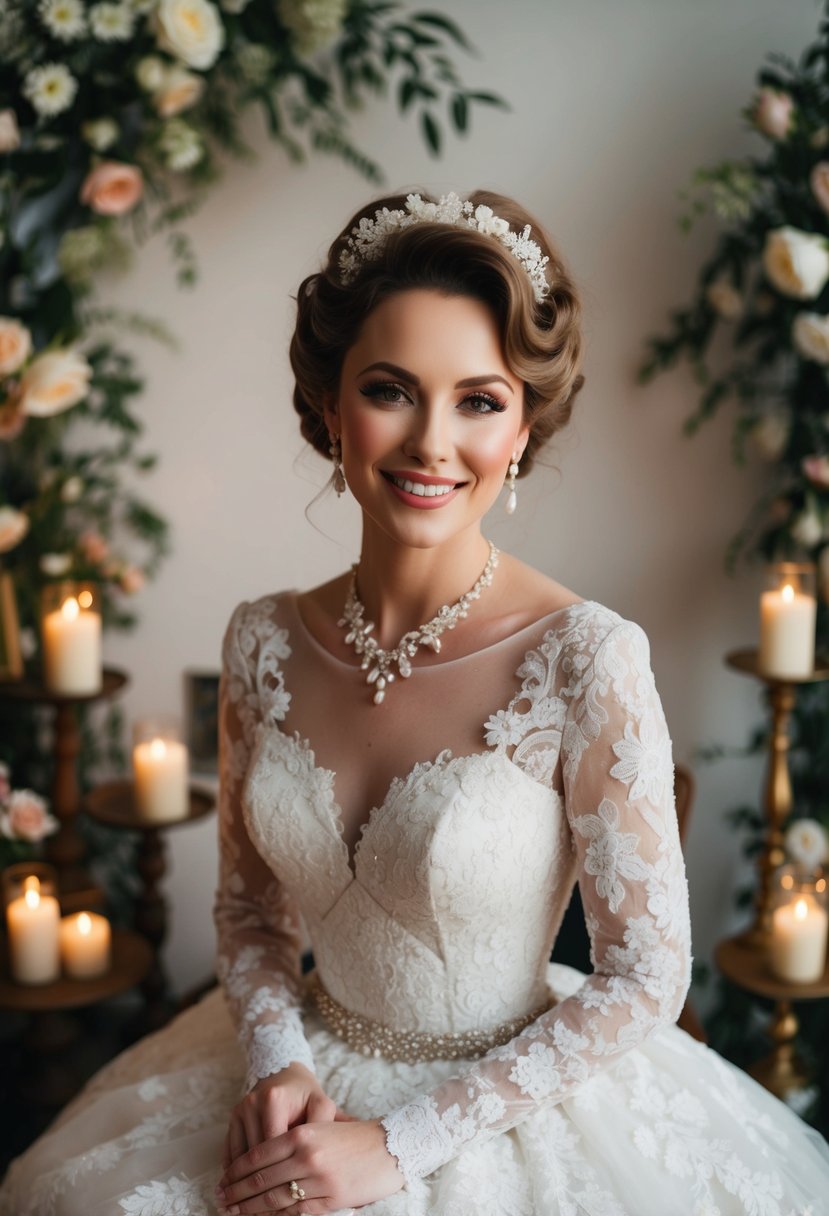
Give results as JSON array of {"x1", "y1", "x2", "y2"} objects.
[{"x1": 401, "y1": 399, "x2": 452, "y2": 467}]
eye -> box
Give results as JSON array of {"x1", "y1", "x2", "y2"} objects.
[
  {"x1": 460, "y1": 392, "x2": 508, "y2": 415},
  {"x1": 359, "y1": 380, "x2": 410, "y2": 405}
]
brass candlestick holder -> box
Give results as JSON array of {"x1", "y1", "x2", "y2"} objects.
[{"x1": 716, "y1": 648, "x2": 829, "y2": 1101}]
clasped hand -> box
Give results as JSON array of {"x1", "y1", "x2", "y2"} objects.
[{"x1": 216, "y1": 1062, "x2": 404, "y2": 1214}]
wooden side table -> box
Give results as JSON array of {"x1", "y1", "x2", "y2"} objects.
[
  {"x1": 83, "y1": 781, "x2": 216, "y2": 1031},
  {"x1": 0, "y1": 927, "x2": 152, "y2": 1110},
  {"x1": 717, "y1": 648, "x2": 829, "y2": 1100},
  {"x1": 0, "y1": 669, "x2": 129, "y2": 908}
]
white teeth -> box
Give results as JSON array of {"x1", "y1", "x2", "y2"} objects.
[{"x1": 390, "y1": 475, "x2": 455, "y2": 497}]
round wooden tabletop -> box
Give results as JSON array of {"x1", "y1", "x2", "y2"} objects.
[
  {"x1": 725, "y1": 648, "x2": 829, "y2": 685},
  {"x1": 715, "y1": 932, "x2": 829, "y2": 1002},
  {"x1": 83, "y1": 780, "x2": 215, "y2": 833},
  {"x1": 0, "y1": 927, "x2": 153, "y2": 1012},
  {"x1": 0, "y1": 667, "x2": 129, "y2": 706}
]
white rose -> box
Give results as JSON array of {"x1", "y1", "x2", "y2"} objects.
[
  {"x1": 60, "y1": 476, "x2": 83, "y2": 503},
  {"x1": 791, "y1": 507, "x2": 823, "y2": 548},
  {"x1": 784, "y1": 818, "x2": 829, "y2": 868},
  {"x1": 81, "y1": 118, "x2": 119, "y2": 152},
  {"x1": 705, "y1": 279, "x2": 743, "y2": 321},
  {"x1": 763, "y1": 227, "x2": 829, "y2": 300},
  {"x1": 0, "y1": 109, "x2": 20, "y2": 154},
  {"x1": 136, "y1": 55, "x2": 167, "y2": 92},
  {"x1": 155, "y1": 0, "x2": 224, "y2": 70},
  {"x1": 0, "y1": 316, "x2": 32, "y2": 375},
  {"x1": 0, "y1": 506, "x2": 29, "y2": 554},
  {"x1": 153, "y1": 64, "x2": 204, "y2": 117},
  {"x1": 792, "y1": 311, "x2": 829, "y2": 364},
  {"x1": 19, "y1": 349, "x2": 92, "y2": 417},
  {"x1": 40, "y1": 553, "x2": 72, "y2": 577},
  {"x1": 750, "y1": 414, "x2": 789, "y2": 462}
]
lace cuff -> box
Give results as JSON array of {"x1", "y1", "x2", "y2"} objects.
[
  {"x1": 243, "y1": 1015, "x2": 316, "y2": 1093},
  {"x1": 380, "y1": 1096, "x2": 454, "y2": 1184}
]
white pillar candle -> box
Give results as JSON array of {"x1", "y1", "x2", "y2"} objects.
[
  {"x1": 6, "y1": 877, "x2": 60, "y2": 985},
  {"x1": 758, "y1": 582, "x2": 816, "y2": 679},
  {"x1": 770, "y1": 894, "x2": 829, "y2": 983},
  {"x1": 133, "y1": 737, "x2": 189, "y2": 822},
  {"x1": 42, "y1": 594, "x2": 102, "y2": 695},
  {"x1": 59, "y1": 911, "x2": 111, "y2": 979}
]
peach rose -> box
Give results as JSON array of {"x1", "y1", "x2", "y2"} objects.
[
  {"x1": 79, "y1": 529, "x2": 109, "y2": 564},
  {"x1": 19, "y1": 349, "x2": 91, "y2": 417},
  {"x1": 80, "y1": 161, "x2": 143, "y2": 217},
  {"x1": 154, "y1": 65, "x2": 204, "y2": 117},
  {"x1": 803, "y1": 455, "x2": 829, "y2": 489},
  {"x1": 0, "y1": 790, "x2": 58, "y2": 843},
  {"x1": 752, "y1": 87, "x2": 794, "y2": 140},
  {"x1": 0, "y1": 317, "x2": 32, "y2": 376},
  {"x1": 119, "y1": 565, "x2": 145, "y2": 594}
]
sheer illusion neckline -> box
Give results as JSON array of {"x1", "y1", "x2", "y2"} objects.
[{"x1": 286, "y1": 589, "x2": 594, "y2": 671}]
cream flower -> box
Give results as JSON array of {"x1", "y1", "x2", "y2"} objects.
[
  {"x1": 751, "y1": 87, "x2": 795, "y2": 140},
  {"x1": 790, "y1": 506, "x2": 823, "y2": 549},
  {"x1": 19, "y1": 349, "x2": 92, "y2": 417},
  {"x1": 80, "y1": 161, "x2": 143, "y2": 216},
  {"x1": 153, "y1": 65, "x2": 205, "y2": 117},
  {"x1": 39, "y1": 0, "x2": 87, "y2": 41},
  {"x1": 572, "y1": 798, "x2": 650, "y2": 914},
  {"x1": 0, "y1": 109, "x2": 20, "y2": 153},
  {"x1": 763, "y1": 227, "x2": 829, "y2": 300},
  {"x1": 750, "y1": 414, "x2": 789, "y2": 462},
  {"x1": 60, "y1": 475, "x2": 83, "y2": 503},
  {"x1": 22, "y1": 63, "x2": 78, "y2": 118},
  {"x1": 784, "y1": 818, "x2": 829, "y2": 868},
  {"x1": 90, "y1": 2, "x2": 135, "y2": 40},
  {"x1": 0, "y1": 317, "x2": 32, "y2": 376},
  {"x1": 278, "y1": 0, "x2": 347, "y2": 54},
  {"x1": 705, "y1": 279, "x2": 743, "y2": 321},
  {"x1": 811, "y1": 162, "x2": 829, "y2": 215},
  {"x1": 136, "y1": 56, "x2": 167, "y2": 92},
  {"x1": 155, "y1": 0, "x2": 225, "y2": 70},
  {"x1": 159, "y1": 118, "x2": 204, "y2": 170},
  {"x1": 0, "y1": 506, "x2": 29, "y2": 554},
  {"x1": 82, "y1": 118, "x2": 119, "y2": 152},
  {"x1": 0, "y1": 790, "x2": 59, "y2": 843},
  {"x1": 793, "y1": 311, "x2": 829, "y2": 364},
  {"x1": 40, "y1": 552, "x2": 72, "y2": 577}
]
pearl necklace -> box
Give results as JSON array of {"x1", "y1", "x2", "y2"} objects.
[{"x1": 339, "y1": 542, "x2": 500, "y2": 705}]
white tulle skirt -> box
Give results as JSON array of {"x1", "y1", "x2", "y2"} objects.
[{"x1": 2, "y1": 963, "x2": 828, "y2": 1216}]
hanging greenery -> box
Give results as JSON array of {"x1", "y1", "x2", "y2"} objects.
[
  {"x1": 641, "y1": 4, "x2": 829, "y2": 1133},
  {"x1": 0, "y1": 0, "x2": 502, "y2": 784}
]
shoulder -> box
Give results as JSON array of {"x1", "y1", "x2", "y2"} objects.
[
  {"x1": 222, "y1": 590, "x2": 296, "y2": 666},
  {"x1": 516, "y1": 599, "x2": 653, "y2": 696}
]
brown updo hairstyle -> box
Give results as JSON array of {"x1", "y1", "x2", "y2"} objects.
[{"x1": 290, "y1": 189, "x2": 584, "y2": 477}]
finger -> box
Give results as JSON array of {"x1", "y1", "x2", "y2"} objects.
[
  {"x1": 260, "y1": 1086, "x2": 294, "y2": 1140},
  {"x1": 221, "y1": 1178, "x2": 321, "y2": 1216},
  {"x1": 220, "y1": 1130, "x2": 294, "y2": 1188},
  {"x1": 305, "y1": 1093, "x2": 337, "y2": 1124},
  {"x1": 228, "y1": 1113, "x2": 247, "y2": 1166},
  {"x1": 333, "y1": 1109, "x2": 357, "y2": 1122},
  {"x1": 239, "y1": 1094, "x2": 263, "y2": 1154},
  {"x1": 222, "y1": 1128, "x2": 231, "y2": 1171}
]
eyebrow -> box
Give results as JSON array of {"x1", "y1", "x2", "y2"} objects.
[{"x1": 358, "y1": 361, "x2": 514, "y2": 394}]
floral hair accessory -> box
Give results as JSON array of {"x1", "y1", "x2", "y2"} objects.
[{"x1": 338, "y1": 192, "x2": 551, "y2": 302}]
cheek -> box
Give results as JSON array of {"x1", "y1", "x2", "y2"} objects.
[
  {"x1": 342, "y1": 408, "x2": 398, "y2": 460},
  {"x1": 464, "y1": 423, "x2": 520, "y2": 475}
]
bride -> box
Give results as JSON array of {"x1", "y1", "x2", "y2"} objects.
[{"x1": 2, "y1": 189, "x2": 829, "y2": 1216}]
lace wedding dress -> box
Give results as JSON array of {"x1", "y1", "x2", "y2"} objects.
[{"x1": 3, "y1": 592, "x2": 829, "y2": 1216}]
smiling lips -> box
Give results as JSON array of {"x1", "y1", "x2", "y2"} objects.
[{"x1": 382, "y1": 470, "x2": 463, "y2": 509}]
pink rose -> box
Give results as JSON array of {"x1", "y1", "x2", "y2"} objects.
[
  {"x1": 79, "y1": 529, "x2": 109, "y2": 564},
  {"x1": 1, "y1": 790, "x2": 58, "y2": 843},
  {"x1": 80, "y1": 161, "x2": 143, "y2": 217},
  {"x1": 811, "y1": 162, "x2": 829, "y2": 215},
  {"x1": 752, "y1": 87, "x2": 795, "y2": 140},
  {"x1": 802, "y1": 454, "x2": 829, "y2": 489},
  {"x1": 119, "y1": 565, "x2": 145, "y2": 595}
]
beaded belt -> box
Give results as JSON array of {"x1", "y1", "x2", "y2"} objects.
[{"x1": 307, "y1": 973, "x2": 556, "y2": 1064}]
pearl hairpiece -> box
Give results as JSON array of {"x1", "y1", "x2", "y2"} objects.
[{"x1": 338, "y1": 192, "x2": 551, "y2": 302}]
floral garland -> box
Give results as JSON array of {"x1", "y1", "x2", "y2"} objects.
[{"x1": 0, "y1": 0, "x2": 500, "y2": 680}]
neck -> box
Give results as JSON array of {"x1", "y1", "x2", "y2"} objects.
[{"x1": 353, "y1": 526, "x2": 493, "y2": 647}]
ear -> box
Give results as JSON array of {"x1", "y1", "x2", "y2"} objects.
[
  {"x1": 322, "y1": 395, "x2": 339, "y2": 435},
  {"x1": 514, "y1": 421, "x2": 530, "y2": 463}
]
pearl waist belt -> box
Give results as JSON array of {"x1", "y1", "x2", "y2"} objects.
[{"x1": 308, "y1": 973, "x2": 556, "y2": 1064}]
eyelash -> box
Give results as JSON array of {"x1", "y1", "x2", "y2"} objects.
[{"x1": 359, "y1": 381, "x2": 508, "y2": 415}]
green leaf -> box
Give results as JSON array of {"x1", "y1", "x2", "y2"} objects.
[
  {"x1": 420, "y1": 109, "x2": 441, "y2": 155},
  {"x1": 451, "y1": 93, "x2": 468, "y2": 133},
  {"x1": 411, "y1": 11, "x2": 474, "y2": 52}
]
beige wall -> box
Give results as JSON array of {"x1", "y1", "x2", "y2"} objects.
[{"x1": 98, "y1": 0, "x2": 820, "y2": 997}]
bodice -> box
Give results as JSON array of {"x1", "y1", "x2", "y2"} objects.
[{"x1": 244, "y1": 728, "x2": 576, "y2": 1033}]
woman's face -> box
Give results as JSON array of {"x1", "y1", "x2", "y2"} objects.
[{"x1": 328, "y1": 289, "x2": 529, "y2": 551}]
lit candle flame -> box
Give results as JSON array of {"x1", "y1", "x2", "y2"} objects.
[
  {"x1": 61, "y1": 596, "x2": 80, "y2": 620},
  {"x1": 781, "y1": 583, "x2": 795, "y2": 603},
  {"x1": 22, "y1": 875, "x2": 41, "y2": 896},
  {"x1": 24, "y1": 887, "x2": 41, "y2": 909},
  {"x1": 78, "y1": 912, "x2": 91, "y2": 936},
  {"x1": 150, "y1": 738, "x2": 167, "y2": 759},
  {"x1": 794, "y1": 897, "x2": 808, "y2": 920}
]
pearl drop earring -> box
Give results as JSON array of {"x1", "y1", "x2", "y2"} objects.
[
  {"x1": 329, "y1": 433, "x2": 346, "y2": 497},
  {"x1": 505, "y1": 454, "x2": 520, "y2": 515}
]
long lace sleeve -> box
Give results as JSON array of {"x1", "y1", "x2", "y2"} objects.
[
  {"x1": 380, "y1": 616, "x2": 693, "y2": 1183},
  {"x1": 213, "y1": 600, "x2": 315, "y2": 1093}
]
